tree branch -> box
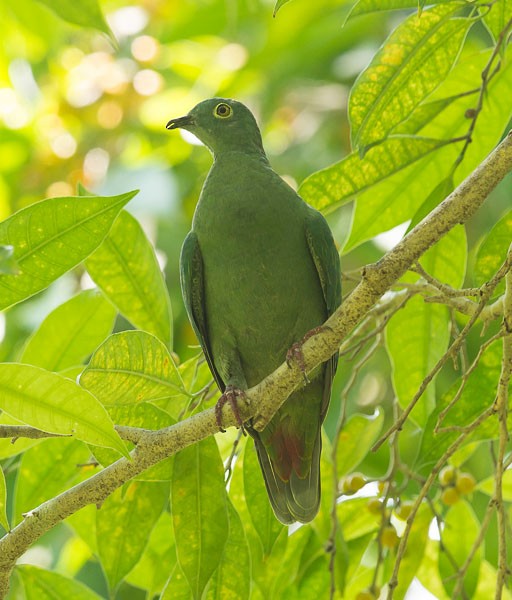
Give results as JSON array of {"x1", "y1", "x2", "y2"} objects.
[{"x1": 0, "y1": 130, "x2": 511, "y2": 598}]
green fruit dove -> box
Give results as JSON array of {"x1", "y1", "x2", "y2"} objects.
[{"x1": 167, "y1": 98, "x2": 341, "y2": 524}]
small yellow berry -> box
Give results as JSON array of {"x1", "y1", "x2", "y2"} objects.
[
  {"x1": 439, "y1": 465, "x2": 457, "y2": 486},
  {"x1": 377, "y1": 481, "x2": 388, "y2": 496},
  {"x1": 395, "y1": 501, "x2": 414, "y2": 520},
  {"x1": 342, "y1": 472, "x2": 366, "y2": 494},
  {"x1": 380, "y1": 525, "x2": 399, "y2": 548},
  {"x1": 355, "y1": 589, "x2": 378, "y2": 600},
  {"x1": 455, "y1": 472, "x2": 476, "y2": 495},
  {"x1": 441, "y1": 487, "x2": 460, "y2": 505},
  {"x1": 367, "y1": 498, "x2": 383, "y2": 515}
]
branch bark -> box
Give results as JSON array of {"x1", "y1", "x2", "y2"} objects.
[{"x1": 0, "y1": 130, "x2": 511, "y2": 597}]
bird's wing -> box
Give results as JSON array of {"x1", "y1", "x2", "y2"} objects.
[
  {"x1": 180, "y1": 231, "x2": 225, "y2": 392},
  {"x1": 304, "y1": 209, "x2": 342, "y2": 419}
]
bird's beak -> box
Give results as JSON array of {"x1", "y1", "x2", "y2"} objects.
[{"x1": 166, "y1": 115, "x2": 194, "y2": 130}]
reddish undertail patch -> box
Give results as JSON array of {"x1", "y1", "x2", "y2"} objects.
[{"x1": 270, "y1": 426, "x2": 307, "y2": 482}]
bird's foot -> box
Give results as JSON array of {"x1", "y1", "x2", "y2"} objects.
[
  {"x1": 286, "y1": 326, "x2": 330, "y2": 384},
  {"x1": 215, "y1": 385, "x2": 247, "y2": 435}
]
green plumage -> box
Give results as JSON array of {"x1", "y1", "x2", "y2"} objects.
[{"x1": 168, "y1": 98, "x2": 341, "y2": 524}]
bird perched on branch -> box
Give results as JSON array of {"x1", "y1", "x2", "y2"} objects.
[{"x1": 167, "y1": 98, "x2": 341, "y2": 524}]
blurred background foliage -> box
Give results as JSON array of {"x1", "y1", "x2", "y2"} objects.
[{"x1": 1, "y1": 0, "x2": 512, "y2": 597}]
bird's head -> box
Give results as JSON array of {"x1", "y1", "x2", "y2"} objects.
[{"x1": 166, "y1": 98, "x2": 265, "y2": 157}]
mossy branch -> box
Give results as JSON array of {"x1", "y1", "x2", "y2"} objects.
[{"x1": 0, "y1": 130, "x2": 511, "y2": 598}]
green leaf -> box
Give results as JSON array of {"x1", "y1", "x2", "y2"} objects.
[
  {"x1": 0, "y1": 191, "x2": 137, "y2": 311},
  {"x1": 0, "y1": 244, "x2": 19, "y2": 274},
  {"x1": 345, "y1": 47, "x2": 512, "y2": 250},
  {"x1": 80, "y1": 331, "x2": 187, "y2": 409},
  {"x1": 20, "y1": 289, "x2": 116, "y2": 371},
  {"x1": 483, "y1": 0, "x2": 512, "y2": 42},
  {"x1": 478, "y1": 469, "x2": 512, "y2": 501},
  {"x1": 0, "y1": 363, "x2": 128, "y2": 457},
  {"x1": 14, "y1": 438, "x2": 90, "y2": 523},
  {"x1": 417, "y1": 338, "x2": 502, "y2": 472},
  {"x1": 393, "y1": 503, "x2": 431, "y2": 599},
  {"x1": 337, "y1": 497, "x2": 380, "y2": 541},
  {"x1": 347, "y1": 0, "x2": 439, "y2": 20},
  {"x1": 405, "y1": 176, "x2": 454, "y2": 234},
  {"x1": 16, "y1": 565, "x2": 102, "y2": 600},
  {"x1": 162, "y1": 564, "x2": 193, "y2": 600},
  {"x1": 0, "y1": 466, "x2": 8, "y2": 531},
  {"x1": 474, "y1": 208, "x2": 512, "y2": 287},
  {"x1": 299, "y1": 136, "x2": 450, "y2": 213},
  {"x1": 171, "y1": 437, "x2": 229, "y2": 599},
  {"x1": 273, "y1": 0, "x2": 293, "y2": 16},
  {"x1": 438, "y1": 500, "x2": 481, "y2": 598},
  {"x1": 336, "y1": 410, "x2": 384, "y2": 476},
  {"x1": 126, "y1": 511, "x2": 176, "y2": 597},
  {"x1": 243, "y1": 439, "x2": 285, "y2": 555},
  {"x1": 86, "y1": 210, "x2": 173, "y2": 347},
  {"x1": 206, "y1": 500, "x2": 251, "y2": 600},
  {"x1": 97, "y1": 481, "x2": 169, "y2": 591},
  {"x1": 349, "y1": 4, "x2": 471, "y2": 149},
  {"x1": 33, "y1": 0, "x2": 111, "y2": 36}
]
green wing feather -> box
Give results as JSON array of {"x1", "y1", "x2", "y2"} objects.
[{"x1": 180, "y1": 232, "x2": 225, "y2": 392}]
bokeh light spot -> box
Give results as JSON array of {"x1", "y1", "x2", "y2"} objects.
[
  {"x1": 51, "y1": 133, "x2": 77, "y2": 159},
  {"x1": 131, "y1": 35, "x2": 159, "y2": 62},
  {"x1": 133, "y1": 69, "x2": 163, "y2": 96},
  {"x1": 46, "y1": 181, "x2": 74, "y2": 197},
  {"x1": 97, "y1": 100, "x2": 123, "y2": 129}
]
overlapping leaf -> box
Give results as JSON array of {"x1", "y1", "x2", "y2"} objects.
[
  {"x1": 97, "y1": 481, "x2": 169, "y2": 590},
  {"x1": 171, "y1": 437, "x2": 228, "y2": 599},
  {"x1": 86, "y1": 210, "x2": 173, "y2": 347},
  {"x1": 474, "y1": 207, "x2": 512, "y2": 287},
  {"x1": 0, "y1": 191, "x2": 137, "y2": 310},
  {"x1": 0, "y1": 363, "x2": 128, "y2": 456},
  {"x1": 336, "y1": 411, "x2": 384, "y2": 476},
  {"x1": 80, "y1": 331, "x2": 186, "y2": 407},
  {"x1": 16, "y1": 564, "x2": 102, "y2": 600},
  {"x1": 483, "y1": 0, "x2": 512, "y2": 42},
  {"x1": 299, "y1": 136, "x2": 449, "y2": 213},
  {"x1": 21, "y1": 289, "x2": 116, "y2": 371},
  {"x1": 349, "y1": 4, "x2": 471, "y2": 149}
]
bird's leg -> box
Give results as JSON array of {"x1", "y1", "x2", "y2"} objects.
[
  {"x1": 215, "y1": 385, "x2": 247, "y2": 435},
  {"x1": 286, "y1": 325, "x2": 331, "y2": 384}
]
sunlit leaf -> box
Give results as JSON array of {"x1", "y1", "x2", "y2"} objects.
[
  {"x1": 86, "y1": 210, "x2": 173, "y2": 347},
  {"x1": 478, "y1": 469, "x2": 512, "y2": 501},
  {"x1": 0, "y1": 466, "x2": 8, "y2": 531},
  {"x1": 299, "y1": 136, "x2": 450, "y2": 213},
  {"x1": 161, "y1": 563, "x2": 193, "y2": 600},
  {"x1": 206, "y1": 500, "x2": 251, "y2": 600},
  {"x1": 0, "y1": 244, "x2": 19, "y2": 274},
  {"x1": 80, "y1": 331, "x2": 187, "y2": 409},
  {"x1": 438, "y1": 500, "x2": 481, "y2": 598},
  {"x1": 97, "y1": 481, "x2": 169, "y2": 590},
  {"x1": 393, "y1": 503, "x2": 431, "y2": 599},
  {"x1": 16, "y1": 565, "x2": 102, "y2": 600},
  {"x1": 273, "y1": 0, "x2": 293, "y2": 16},
  {"x1": 474, "y1": 208, "x2": 512, "y2": 287},
  {"x1": 0, "y1": 413, "x2": 42, "y2": 459},
  {"x1": 33, "y1": 0, "x2": 111, "y2": 36},
  {"x1": 349, "y1": 4, "x2": 471, "y2": 149},
  {"x1": 0, "y1": 363, "x2": 128, "y2": 457},
  {"x1": 126, "y1": 511, "x2": 176, "y2": 597},
  {"x1": 347, "y1": 0, "x2": 453, "y2": 21},
  {"x1": 483, "y1": 0, "x2": 512, "y2": 42},
  {"x1": 336, "y1": 410, "x2": 384, "y2": 476},
  {"x1": 0, "y1": 191, "x2": 137, "y2": 311},
  {"x1": 345, "y1": 48, "x2": 512, "y2": 250},
  {"x1": 172, "y1": 437, "x2": 228, "y2": 599},
  {"x1": 405, "y1": 176, "x2": 454, "y2": 233},
  {"x1": 243, "y1": 439, "x2": 284, "y2": 555},
  {"x1": 14, "y1": 438, "x2": 90, "y2": 523},
  {"x1": 20, "y1": 289, "x2": 116, "y2": 371},
  {"x1": 337, "y1": 497, "x2": 380, "y2": 541}
]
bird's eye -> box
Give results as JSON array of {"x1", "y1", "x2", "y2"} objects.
[{"x1": 214, "y1": 103, "x2": 232, "y2": 119}]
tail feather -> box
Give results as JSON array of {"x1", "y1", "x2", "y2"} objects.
[{"x1": 253, "y1": 432, "x2": 322, "y2": 524}]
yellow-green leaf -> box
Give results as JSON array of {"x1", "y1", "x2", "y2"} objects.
[
  {"x1": 172, "y1": 437, "x2": 229, "y2": 600},
  {"x1": 478, "y1": 469, "x2": 512, "y2": 500},
  {"x1": 33, "y1": 0, "x2": 111, "y2": 36},
  {"x1": 0, "y1": 363, "x2": 128, "y2": 457},
  {"x1": 16, "y1": 564, "x2": 102, "y2": 600},
  {"x1": 20, "y1": 289, "x2": 116, "y2": 371},
  {"x1": 349, "y1": 4, "x2": 471, "y2": 149},
  {"x1": 97, "y1": 481, "x2": 169, "y2": 590},
  {"x1": 80, "y1": 330, "x2": 186, "y2": 407},
  {"x1": 483, "y1": 0, "x2": 512, "y2": 41},
  {"x1": 86, "y1": 210, "x2": 172, "y2": 347},
  {"x1": 336, "y1": 411, "x2": 384, "y2": 476},
  {"x1": 299, "y1": 136, "x2": 450, "y2": 213},
  {"x1": 0, "y1": 190, "x2": 137, "y2": 311},
  {"x1": 474, "y1": 208, "x2": 512, "y2": 287}
]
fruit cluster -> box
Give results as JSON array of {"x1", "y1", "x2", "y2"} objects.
[{"x1": 438, "y1": 465, "x2": 476, "y2": 505}]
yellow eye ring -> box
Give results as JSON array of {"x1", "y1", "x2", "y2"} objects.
[{"x1": 214, "y1": 102, "x2": 232, "y2": 119}]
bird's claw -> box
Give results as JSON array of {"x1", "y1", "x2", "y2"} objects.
[
  {"x1": 286, "y1": 325, "x2": 330, "y2": 384},
  {"x1": 215, "y1": 385, "x2": 247, "y2": 435}
]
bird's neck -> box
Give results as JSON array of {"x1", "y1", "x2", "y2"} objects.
[{"x1": 212, "y1": 148, "x2": 270, "y2": 166}]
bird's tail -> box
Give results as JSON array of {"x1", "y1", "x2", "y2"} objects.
[{"x1": 252, "y1": 430, "x2": 322, "y2": 525}]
